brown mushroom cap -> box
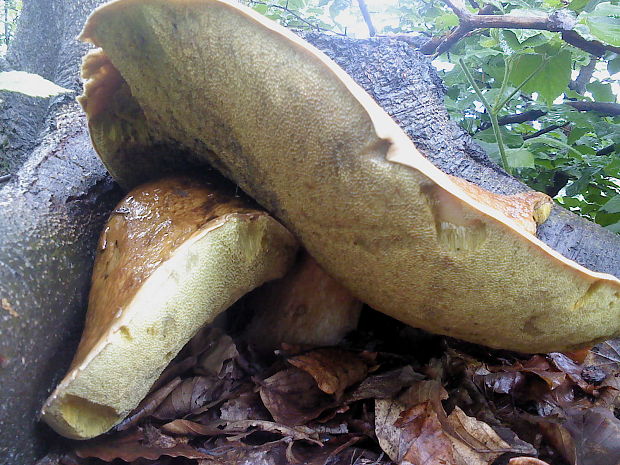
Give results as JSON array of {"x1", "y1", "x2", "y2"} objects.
[
  {"x1": 78, "y1": 0, "x2": 620, "y2": 353},
  {"x1": 41, "y1": 175, "x2": 298, "y2": 439}
]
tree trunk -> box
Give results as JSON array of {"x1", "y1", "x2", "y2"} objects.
[
  {"x1": 1, "y1": 6, "x2": 618, "y2": 464},
  {"x1": 0, "y1": 1, "x2": 119, "y2": 463}
]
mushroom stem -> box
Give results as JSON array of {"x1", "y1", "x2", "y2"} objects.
[
  {"x1": 243, "y1": 252, "x2": 362, "y2": 354},
  {"x1": 41, "y1": 175, "x2": 298, "y2": 439}
]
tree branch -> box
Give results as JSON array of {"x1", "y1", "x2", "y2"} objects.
[
  {"x1": 357, "y1": 0, "x2": 376, "y2": 37},
  {"x1": 422, "y1": 1, "x2": 620, "y2": 56},
  {"x1": 569, "y1": 57, "x2": 597, "y2": 94},
  {"x1": 523, "y1": 123, "x2": 568, "y2": 140},
  {"x1": 478, "y1": 109, "x2": 547, "y2": 131},
  {"x1": 596, "y1": 144, "x2": 616, "y2": 156},
  {"x1": 561, "y1": 30, "x2": 620, "y2": 57},
  {"x1": 566, "y1": 101, "x2": 620, "y2": 116}
]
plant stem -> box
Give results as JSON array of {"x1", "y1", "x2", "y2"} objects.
[
  {"x1": 496, "y1": 57, "x2": 548, "y2": 110},
  {"x1": 459, "y1": 58, "x2": 512, "y2": 174}
]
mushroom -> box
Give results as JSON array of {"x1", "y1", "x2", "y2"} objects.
[
  {"x1": 41, "y1": 175, "x2": 298, "y2": 439},
  {"x1": 243, "y1": 252, "x2": 363, "y2": 354},
  {"x1": 73, "y1": 0, "x2": 620, "y2": 355}
]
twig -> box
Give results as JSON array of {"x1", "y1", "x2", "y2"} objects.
[
  {"x1": 357, "y1": 0, "x2": 376, "y2": 37},
  {"x1": 523, "y1": 123, "x2": 569, "y2": 140},
  {"x1": 460, "y1": 59, "x2": 511, "y2": 174},
  {"x1": 247, "y1": 1, "x2": 347, "y2": 36},
  {"x1": 569, "y1": 57, "x2": 597, "y2": 94},
  {"x1": 0, "y1": 174, "x2": 11, "y2": 184}
]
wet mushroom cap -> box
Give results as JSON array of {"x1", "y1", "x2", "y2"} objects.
[
  {"x1": 41, "y1": 175, "x2": 298, "y2": 439},
  {"x1": 77, "y1": 0, "x2": 620, "y2": 353}
]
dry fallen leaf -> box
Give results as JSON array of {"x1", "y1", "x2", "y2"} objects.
[
  {"x1": 346, "y1": 366, "x2": 423, "y2": 403},
  {"x1": 287, "y1": 348, "x2": 369, "y2": 398},
  {"x1": 586, "y1": 339, "x2": 620, "y2": 375},
  {"x1": 259, "y1": 367, "x2": 334, "y2": 425},
  {"x1": 117, "y1": 377, "x2": 183, "y2": 431},
  {"x1": 537, "y1": 407, "x2": 620, "y2": 465},
  {"x1": 74, "y1": 428, "x2": 214, "y2": 461},
  {"x1": 446, "y1": 406, "x2": 510, "y2": 465},
  {"x1": 161, "y1": 418, "x2": 322, "y2": 445},
  {"x1": 152, "y1": 376, "x2": 217, "y2": 420},
  {"x1": 195, "y1": 329, "x2": 239, "y2": 377},
  {"x1": 376, "y1": 399, "x2": 458, "y2": 464}
]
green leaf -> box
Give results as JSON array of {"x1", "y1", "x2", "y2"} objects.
[
  {"x1": 581, "y1": 2, "x2": 620, "y2": 46},
  {"x1": 520, "y1": 32, "x2": 550, "y2": 49},
  {"x1": 0, "y1": 71, "x2": 72, "y2": 98},
  {"x1": 435, "y1": 12, "x2": 459, "y2": 29},
  {"x1": 506, "y1": 148, "x2": 535, "y2": 168},
  {"x1": 605, "y1": 221, "x2": 620, "y2": 233},
  {"x1": 569, "y1": 0, "x2": 590, "y2": 12},
  {"x1": 476, "y1": 127, "x2": 524, "y2": 147},
  {"x1": 479, "y1": 36, "x2": 499, "y2": 48},
  {"x1": 286, "y1": 0, "x2": 305, "y2": 10},
  {"x1": 508, "y1": 51, "x2": 572, "y2": 104},
  {"x1": 586, "y1": 81, "x2": 616, "y2": 102},
  {"x1": 608, "y1": 55, "x2": 620, "y2": 74},
  {"x1": 601, "y1": 195, "x2": 620, "y2": 213},
  {"x1": 568, "y1": 126, "x2": 589, "y2": 145},
  {"x1": 328, "y1": 0, "x2": 349, "y2": 20},
  {"x1": 500, "y1": 30, "x2": 522, "y2": 52},
  {"x1": 253, "y1": 3, "x2": 268, "y2": 14}
]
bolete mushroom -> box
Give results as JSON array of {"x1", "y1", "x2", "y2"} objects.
[
  {"x1": 75, "y1": 0, "x2": 620, "y2": 355},
  {"x1": 73, "y1": 0, "x2": 620, "y2": 354},
  {"x1": 41, "y1": 175, "x2": 298, "y2": 439}
]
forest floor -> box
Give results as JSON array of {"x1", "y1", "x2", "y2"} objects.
[{"x1": 37, "y1": 305, "x2": 620, "y2": 465}]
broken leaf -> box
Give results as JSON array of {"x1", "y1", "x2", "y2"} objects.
[
  {"x1": 74, "y1": 428, "x2": 214, "y2": 461},
  {"x1": 259, "y1": 367, "x2": 334, "y2": 425},
  {"x1": 152, "y1": 376, "x2": 217, "y2": 420},
  {"x1": 287, "y1": 348, "x2": 369, "y2": 398}
]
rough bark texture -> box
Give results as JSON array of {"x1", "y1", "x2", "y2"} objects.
[
  {"x1": 1, "y1": 10, "x2": 619, "y2": 465},
  {"x1": 0, "y1": 104, "x2": 121, "y2": 464},
  {"x1": 0, "y1": 0, "x2": 105, "y2": 175},
  {"x1": 0, "y1": 1, "x2": 117, "y2": 463}
]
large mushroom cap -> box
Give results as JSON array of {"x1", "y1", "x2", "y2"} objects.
[
  {"x1": 78, "y1": 0, "x2": 620, "y2": 353},
  {"x1": 41, "y1": 175, "x2": 298, "y2": 439}
]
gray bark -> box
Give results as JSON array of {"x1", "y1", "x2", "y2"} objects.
[
  {"x1": 0, "y1": 1, "x2": 117, "y2": 463},
  {"x1": 0, "y1": 10, "x2": 618, "y2": 465},
  {"x1": 0, "y1": 0, "x2": 105, "y2": 175}
]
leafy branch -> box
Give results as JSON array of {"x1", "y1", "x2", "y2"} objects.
[
  {"x1": 422, "y1": 0, "x2": 620, "y2": 56},
  {"x1": 460, "y1": 57, "x2": 547, "y2": 174}
]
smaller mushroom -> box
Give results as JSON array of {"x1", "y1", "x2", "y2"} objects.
[
  {"x1": 243, "y1": 252, "x2": 363, "y2": 354},
  {"x1": 41, "y1": 175, "x2": 298, "y2": 439}
]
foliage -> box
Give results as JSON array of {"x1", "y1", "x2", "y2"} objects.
[
  {"x1": 243, "y1": 0, "x2": 620, "y2": 234},
  {"x1": 1, "y1": 0, "x2": 22, "y2": 49}
]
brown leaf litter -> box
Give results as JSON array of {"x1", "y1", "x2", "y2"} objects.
[{"x1": 38, "y1": 309, "x2": 620, "y2": 465}]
